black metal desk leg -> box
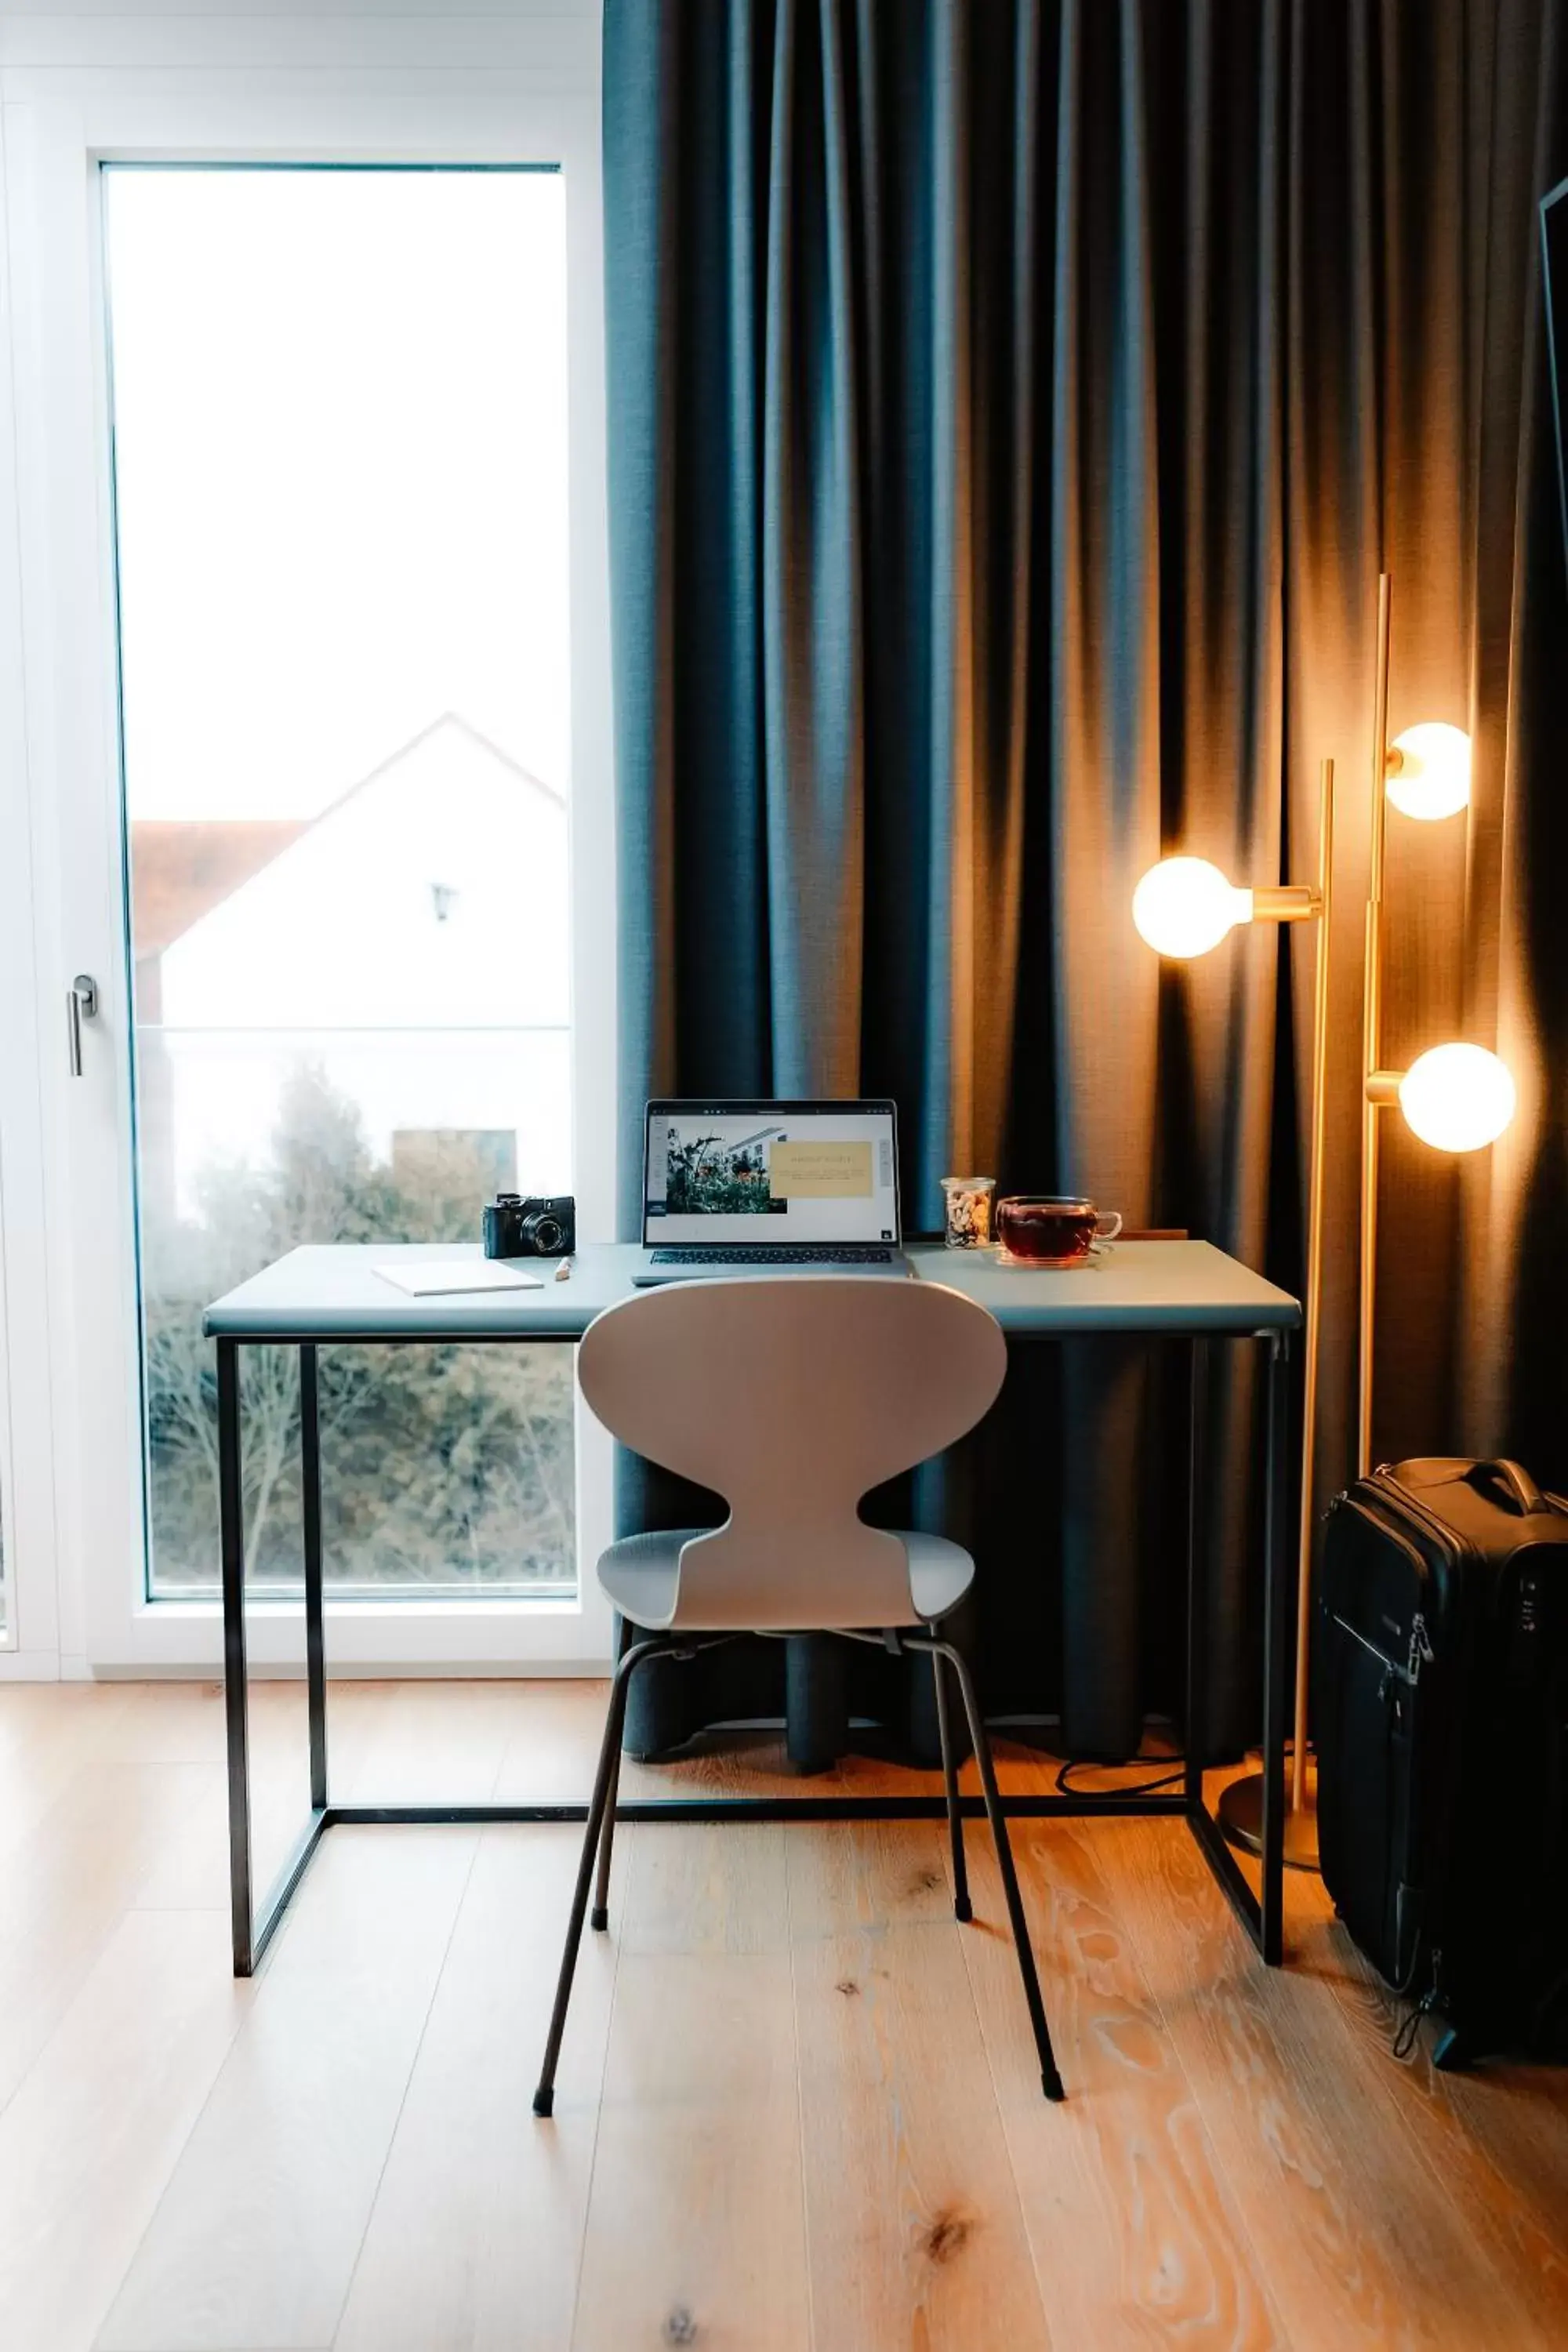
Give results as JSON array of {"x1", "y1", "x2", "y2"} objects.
[
  {"x1": 1259, "y1": 1330, "x2": 1292, "y2": 1965},
  {"x1": 219, "y1": 1339, "x2": 255, "y2": 1976},
  {"x1": 1184, "y1": 1338, "x2": 1208, "y2": 1812},
  {"x1": 300, "y1": 1344, "x2": 328, "y2": 1812}
]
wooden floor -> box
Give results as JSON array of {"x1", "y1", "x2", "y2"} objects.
[{"x1": 0, "y1": 1682, "x2": 1565, "y2": 2350}]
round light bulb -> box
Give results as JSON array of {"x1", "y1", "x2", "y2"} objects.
[
  {"x1": 1387, "y1": 722, "x2": 1472, "y2": 820},
  {"x1": 1131, "y1": 858, "x2": 1254, "y2": 959},
  {"x1": 1396, "y1": 1044, "x2": 1515, "y2": 1152}
]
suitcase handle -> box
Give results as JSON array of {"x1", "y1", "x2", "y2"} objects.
[{"x1": 1463, "y1": 1458, "x2": 1549, "y2": 1516}]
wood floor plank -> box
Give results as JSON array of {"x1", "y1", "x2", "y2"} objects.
[
  {"x1": 2, "y1": 1684, "x2": 1566, "y2": 2352},
  {"x1": 105, "y1": 1678, "x2": 289, "y2": 1766},
  {"x1": 129, "y1": 1764, "x2": 313, "y2": 1918},
  {"x1": 336, "y1": 1678, "x2": 523, "y2": 1805},
  {"x1": 333, "y1": 1824, "x2": 622, "y2": 2352},
  {"x1": 0, "y1": 1685, "x2": 139, "y2": 1860},
  {"x1": 617, "y1": 1815, "x2": 792, "y2": 1956},
  {"x1": 956, "y1": 1810, "x2": 1287, "y2": 2350},
  {"x1": 115, "y1": 1682, "x2": 383, "y2": 1916},
  {"x1": 1284, "y1": 1870, "x2": 1568, "y2": 2340},
  {"x1": 0, "y1": 1907, "x2": 249, "y2": 2352},
  {"x1": 787, "y1": 1819, "x2": 1052, "y2": 2352},
  {"x1": 95, "y1": 1827, "x2": 477, "y2": 2352},
  {"x1": 571, "y1": 1828, "x2": 811, "y2": 2352},
  {"x1": 492, "y1": 1678, "x2": 627, "y2": 1802},
  {"x1": 492, "y1": 1694, "x2": 951, "y2": 1809},
  {"x1": 1107, "y1": 1814, "x2": 1549, "y2": 2351},
  {"x1": 0, "y1": 1759, "x2": 214, "y2": 2114}
]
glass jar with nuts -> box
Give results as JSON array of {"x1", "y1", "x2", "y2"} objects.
[{"x1": 940, "y1": 1176, "x2": 996, "y2": 1249}]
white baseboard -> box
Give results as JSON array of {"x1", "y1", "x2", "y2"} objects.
[
  {"x1": 0, "y1": 1651, "x2": 64, "y2": 1682},
  {"x1": 83, "y1": 1655, "x2": 613, "y2": 1682}
]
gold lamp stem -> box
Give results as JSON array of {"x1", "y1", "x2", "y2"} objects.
[
  {"x1": 1359, "y1": 572, "x2": 1392, "y2": 1478},
  {"x1": 1252, "y1": 886, "x2": 1320, "y2": 922},
  {"x1": 1291, "y1": 757, "x2": 1334, "y2": 1817},
  {"x1": 1217, "y1": 755, "x2": 1336, "y2": 1867}
]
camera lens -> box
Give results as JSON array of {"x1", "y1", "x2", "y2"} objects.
[{"x1": 521, "y1": 1211, "x2": 565, "y2": 1255}]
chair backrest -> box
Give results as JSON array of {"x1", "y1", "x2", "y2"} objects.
[{"x1": 576, "y1": 1276, "x2": 1007, "y2": 1631}]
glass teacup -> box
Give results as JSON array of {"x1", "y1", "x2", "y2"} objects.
[{"x1": 995, "y1": 1195, "x2": 1122, "y2": 1267}]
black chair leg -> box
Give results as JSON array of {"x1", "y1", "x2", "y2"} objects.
[
  {"x1": 590, "y1": 1737, "x2": 622, "y2": 1933},
  {"x1": 929, "y1": 1639, "x2": 971, "y2": 1922},
  {"x1": 533, "y1": 1637, "x2": 661, "y2": 2119},
  {"x1": 590, "y1": 1630, "x2": 740, "y2": 1937},
  {"x1": 929, "y1": 1636, "x2": 1065, "y2": 2102}
]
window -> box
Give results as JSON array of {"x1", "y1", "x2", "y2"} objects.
[{"x1": 105, "y1": 165, "x2": 577, "y2": 1600}]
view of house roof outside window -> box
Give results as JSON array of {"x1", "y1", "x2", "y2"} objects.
[{"x1": 104, "y1": 165, "x2": 575, "y2": 1599}]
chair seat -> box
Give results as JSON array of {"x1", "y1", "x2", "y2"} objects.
[{"x1": 597, "y1": 1526, "x2": 977, "y2": 1632}]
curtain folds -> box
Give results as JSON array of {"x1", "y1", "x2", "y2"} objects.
[{"x1": 603, "y1": 0, "x2": 1568, "y2": 1762}]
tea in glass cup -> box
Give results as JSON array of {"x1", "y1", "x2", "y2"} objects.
[{"x1": 995, "y1": 1195, "x2": 1122, "y2": 1265}]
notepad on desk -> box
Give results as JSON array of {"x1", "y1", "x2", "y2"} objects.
[{"x1": 373, "y1": 1261, "x2": 545, "y2": 1298}]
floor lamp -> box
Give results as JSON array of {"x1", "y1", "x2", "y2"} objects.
[
  {"x1": 1356, "y1": 573, "x2": 1516, "y2": 1480},
  {"x1": 1141, "y1": 570, "x2": 1517, "y2": 1871},
  {"x1": 1131, "y1": 760, "x2": 1334, "y2": 1871}
]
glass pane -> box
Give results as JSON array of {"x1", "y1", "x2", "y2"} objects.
[{"x1": 105, "y1": 165, "x2": 575, "y2": 1599}]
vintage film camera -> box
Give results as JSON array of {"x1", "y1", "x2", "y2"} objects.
[{"x1": 481, "y1": 1192, "x2": 575, "y2": 1260}]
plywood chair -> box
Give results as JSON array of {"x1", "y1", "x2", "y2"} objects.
[{"x1": 531, "y1": 1275, "x2": 1065, "y2": 2116}]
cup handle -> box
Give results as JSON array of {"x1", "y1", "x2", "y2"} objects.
[{"x1": 1094, "y1": 1211, "x2": 1123, "y2": 1243}]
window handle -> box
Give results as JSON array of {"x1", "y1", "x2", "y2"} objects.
[{"x1": 67, "y1": 973, "x2": 99, "y2": 1076}]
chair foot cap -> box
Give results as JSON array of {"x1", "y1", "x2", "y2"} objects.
[
  {"x1": 590, "y1": 1906, "x2": 609, "y2": 1933},
  {"x1": 1042, "y1": 2069, "x2": 1066, "y2": 2103},
  {"x1": 532, "y1": 2087, "x2": 555, "y2": 2118},
  {"x1": 953, "y1": 1895, "x2": 973, "y2": 1923}
]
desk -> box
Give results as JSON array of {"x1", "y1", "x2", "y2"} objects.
[{"x1": 205, "y1": 1240, "x2": 1299, "y2": 1976}]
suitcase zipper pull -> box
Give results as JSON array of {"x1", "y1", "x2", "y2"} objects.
[
  {"x1": 1393, "y1": 1953, "x2": 1443, "y2": 2060},
  {"x1": 1407, "y1": 1613, "x2": 1434, "y2": 1683}
]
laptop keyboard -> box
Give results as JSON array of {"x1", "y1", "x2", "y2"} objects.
[{"x1": 648, "y1": 1243, "x2": 897, "y2": 1267}]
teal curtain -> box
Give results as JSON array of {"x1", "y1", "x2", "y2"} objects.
[{"x1": 604, "y1": 0, "x2": 1568, "y2": 1760}]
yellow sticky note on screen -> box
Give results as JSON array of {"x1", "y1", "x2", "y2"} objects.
[{"x1": 770, "y1": 1141, "x2": 873, "y2": 1198}]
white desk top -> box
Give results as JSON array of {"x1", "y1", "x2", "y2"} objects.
[
  {"x1": 902, "y1": 1240, "x2": 1298, "y2": 1334},
  {"x1": 204, "y1": 1240, "x2": 1299, "y2": 1342}
]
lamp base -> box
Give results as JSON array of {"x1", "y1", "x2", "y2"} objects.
[{"x1": 1216, "y1": 1762, "x2": 1320, "y2": 1873}]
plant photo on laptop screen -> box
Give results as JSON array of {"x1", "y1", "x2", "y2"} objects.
[{"x1": 663, "y1": 1124, "x2": 786, "y2": 1216}]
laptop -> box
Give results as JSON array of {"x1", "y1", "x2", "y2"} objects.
[{"x1": 631, "y1": 1098, "x2": 912, "y2": 1283}]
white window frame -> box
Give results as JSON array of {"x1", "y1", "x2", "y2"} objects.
[
  {"x1": 0, "y1": 58, "x2": 70, "y2": 1679},
  {"x1": 0, "y1": 710, "x2": 59, "y2": 1673},
  {"x1": 1, "y1": 7, "x2": 618, "y2": 1676}
]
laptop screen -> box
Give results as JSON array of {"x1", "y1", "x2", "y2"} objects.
[{"x1": 643, "y1": 1100, "x2": 901, "y2": 1247}]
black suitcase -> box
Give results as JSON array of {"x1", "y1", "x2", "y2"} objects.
[{"x1": 1317, "y1": 1457, "x2": 1568, "y2": 2065}]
